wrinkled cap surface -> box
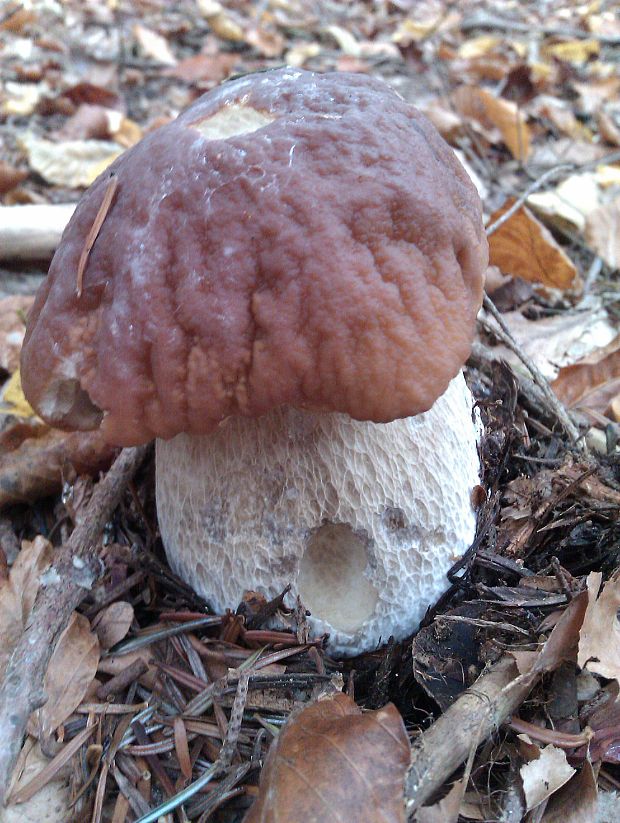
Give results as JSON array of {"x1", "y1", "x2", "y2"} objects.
[{"x1": 21, "y1": 68, "x2": 488, "y2": 446}]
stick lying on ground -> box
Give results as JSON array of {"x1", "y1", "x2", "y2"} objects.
[
  {"x1": 0, "y1": 445, "x2": 149, "y2": 805},
  {"x1": 404, "y1": 656, "x2": 537, "y2": 816},
  {"x1": 0, "y1": 204, "x2": 75, "y2": 261}
]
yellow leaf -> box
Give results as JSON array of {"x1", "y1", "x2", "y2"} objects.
[
  {"x1": 1, "y1": 370, "x2": 35, "y2": 418},
  {"x1": 543, "y1": 39, "x2": 600, "y2": 64},
  {"x1": 527, "y1": 173, "x2": 601, "y2": 232},
  {"x1": 457, "y1": 35, "x2": 500, "y2": 59}
]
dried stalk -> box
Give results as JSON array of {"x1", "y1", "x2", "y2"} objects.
[
  {"x1": 0, "y1": 445, "x2": 150, "y2": 804},
  {"x1": 405, "y1": 656, "x2": 538, "y2": 816}
]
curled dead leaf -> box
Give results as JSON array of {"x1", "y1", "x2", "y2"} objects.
[
  {"x1": 578, "y1": 572, "x2": 620, "y2": 685},
  {"x1": 453, "y1": 85, "x2": 530, "y2": 160},
  {"x1": 36, "y1": 611, "x2": 100, "y2": 740},
  {"x1": 245, "y1": 692, "x2": 411, "y2": 823},
  {"x1": 488, "y1": 198, "x2": 580, "y2": 290},
  {"x1": 520, "y1": 745, "x2": 575, "y2": 811},
  {"x1": 0, "y1": 537, "x2": 53, "y2": 680},
  {"x1": 92, "y1": 601, "x2": 134, "y2": 650}
]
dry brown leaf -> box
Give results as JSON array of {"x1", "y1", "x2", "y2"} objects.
[
  {"x1": 552, "y1": 335, "x2": 620, "y2": 413},
  {"x1": 245, "y1": 692, "x2": 411, "y2": 823},
  {"x1": 578, "y1": 572, "x2": 620, "y2": 684},
  {"x1": 19, "y1": 134, "x2": 122, "y2": 188},
  {"x1": 245, "y1": 26, "x2": 285, "y2": 58},
  {"x1": 539, "y1": 101, "x2": 592, "y2": 141},
  {"x1": 0, "y1": 295, "x2": 32, "y2": 373},
  {"x1": 574, "y1": 77, "x2": 620, "y2": 116},
  {"x1": 541, "y1": 759, "x2": 598, "y2": 823},
  {"x1": 164, "y1": 52, "x2": 238, "y2": 84},
  {"x1": 485, "y1": 304, "x2": 617, "y2": 382},
  {"x1": 418, "y1": 777, "x2": 464, "y2": 823},
  {"x1": 56, "y1": 103, "x2": 111, "y2": 141},
  {"x1": 92, "y1": 601, "x2": 134, "y2": 650},
  {"x1": 36, "y1": 612, "x2": 100, "y2": 739},
  {"x1": 0, "y1": 162, "x2": 28, "y2": 195},
  {"x1": 133, "y1": 24, "x2": 177, "y2": 66},
  {"x1": 585, "y1": 198, "x2": 620, "y2": 269},
  {"x1": 198, "y1": 0, "x2": 245, "y2": 42},
  {"x1": 488, "y1": 199, "x2": 579, "y2": 290},
  {"x1": 1, "y1": 739, "x2": 70, "y2": 823},
  {"x1": 0, "y1": 421, "x2": 116, "y2": 508},
  {"x1": 596, "y1": 109, "x2": 620, "y2": 146},
  {"x1": 453, "y1": 85, "x2": 530, "y2": 160},
  {"x1": 0, "y1": 537, "x2": 53, "y2": 680},
  {"x1": 520, "y1": 745, "x2": 575, "y2": 811}
]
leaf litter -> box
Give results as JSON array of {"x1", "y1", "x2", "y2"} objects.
[{"x1": 2, "y1": 0, "x2": 620, "y2": 820}]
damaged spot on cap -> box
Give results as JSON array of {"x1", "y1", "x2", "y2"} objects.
[
  {"x1": 190, "y1": 104, "x2": 275, "y2": 140},
  {"x1": 37, "y1": 377, "x2": 103, "y2": 430}
]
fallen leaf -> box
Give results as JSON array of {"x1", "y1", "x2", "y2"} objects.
[
  {"x1": 520, "y1": 745, "x2": 575, "y2": 811},
  {"x1": 543, "y1": 39, "x2": 600, "y2": 64},
  {"x1": 457, "y1": 35, "x2": 501, "y2": 59},
  {"x1": 0, "y1": 537, "x2": 53, "y2": 680},
  {"x1": 245, "y1": 26, "x2": 285, "y2": 58},
  {"x1": 285, "y1": 42, "x2": 321, "y2": 67},
  {"x1": 574, "y1": 77, "x2": 620, "y2": 116},
  {"x1": 488, "y1": 199, "x2": 579, "y2": 290},
  {"x1": 92, "y1": 601, "x2": 134, "y2": 650},
  {"x1": 37, "y1": 611, "x2": 100, "y2": 739},
  {"x1": 541, "y1": 759, "x2": 598, "y2": 822},
  {"x1": 597, "y1": 109, "x2": 620, "y2": 146},
  {"x1": 245, "y1": 692, "x2": 411, "y2": 823},
  {"x1": 578, "y1": 572, "x2": 620, "y2": 685},
  {"x1": 0, "y1": 162, "x2": 28, "y2": 195},
  {"x1": 19, "y1": 134, "x2": 122, "y2": 188},
  {"x1": 538, "y1": 100, "x2": 592, "y2": 141},
  {"x1": 61, "y1": 82, "x2": 122, "y2": 111},
  {"x1": 1, "y1": 370, "x2": 35, "y2": 418},
  {"x1": 198, "y1": 0, "x2": 245, "y2": 42},
  {"x1": 164, "y1": 52, "x2": 238, "y2": 84},
  {"x1": 133, "y1": 24, "x2": 177, "y2": 66},
  {"x1": 1, "y1": 739, "x2": 70, "y2": 823},
  {"x1": 552, "y1": 335, "x2": 620, "y2": 411},
  {"x1": 0, "y1": 296, "x2": 32, "y2": 373},
  {"x1": 0, "y1": 421, "x2": 116, "y2": 508},
  {"x1": 527, "y1": 173, "x2": 601, "y2": 232},
  {"x1": 484, "y1": 303, "x2": 617, "y2": 382},
  {"x1": 56, "y1": 104, "x2": 111, "y2": 141},
  {"x1": 418, "y1": 777, "x2": 465, "y2": 823},
  {"x1": 585, "y1": 198, "x2": 620, "y2": 268},
  {"x1": 453, "y1": 85, "x2": 530, "y2": 161}
]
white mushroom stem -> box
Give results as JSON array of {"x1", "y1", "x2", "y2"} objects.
[
  {"x1": 156, "y1": 373, "x2": 481, "y2": 656},
  {"x1": 0, "y1": 204, "x2": 75, "y2": 261}
]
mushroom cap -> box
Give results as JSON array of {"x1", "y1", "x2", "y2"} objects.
[{"x1": 21, "y1": 68, "x2": 488, "y2": 446}]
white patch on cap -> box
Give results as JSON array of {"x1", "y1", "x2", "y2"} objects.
[{"x1": 190, "y1": 104, "x2": 275, "y2": 140}]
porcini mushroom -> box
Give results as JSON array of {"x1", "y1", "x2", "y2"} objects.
[{"x1": 21, "y1": 69, "x2": 488, "y2": 655}]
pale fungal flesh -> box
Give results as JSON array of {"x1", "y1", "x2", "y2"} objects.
[{"x1": 156, "y1": 373, "x2": 481, "y2": 656}]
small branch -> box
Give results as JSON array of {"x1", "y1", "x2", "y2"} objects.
[
  {"x1": 0, "y1": 204, "x2": 75, "y2": 261},
  {"x1": 461, "y1": 11, "x2": 620, "y2": 45},
  {"x1": 405, "y1": 656, "x2": 537, "y2": 816},
  {"x1": 0, "y1": 445, "x2": 150, "y2": 804},
  {"x1": 479, "y1": 295, "x2": 582, "y2": 444}
]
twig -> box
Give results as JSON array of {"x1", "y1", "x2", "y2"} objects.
[
  {"x1": 480, "y1": 295, "x2": 582, "y2": 444},
  {"x1": 0, "y1": 445, "x2": 150, "y2": 804},
  {"x1": 485, "y1": 165, "x2": 573, "y2": 237},
  {"x1": 405, "y1": 656, "x2": 538, "y2": 816}
]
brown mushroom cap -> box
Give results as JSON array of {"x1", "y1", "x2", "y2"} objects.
[{"x1": 21, "y1": 68, "x2": 487, "y2": 446}]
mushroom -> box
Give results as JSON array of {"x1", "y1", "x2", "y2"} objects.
[{"x1": 21, "y1": 69, "x2": 488, "y2": 655}]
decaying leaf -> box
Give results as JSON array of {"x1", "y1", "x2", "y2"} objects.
[
  {"x1": 552, "y1": 335, "x2": 620, "y2": 413},
  {"x1": 0, "y1": 419, "x2": 116, "y2": 509},
  {"x1": 417, "y1": 777, "x2": 465, "y2": 823},
  {"x1": 0, "y1": 295, "x2": 32, "y2": 373},
  {"x1": 1, "y1": 739, "x2": 70, "y2": 823},
  {"x1": 0, "y1": 536, "x2": 52, "y2": 680},
  {"x1": 36, "y1": 611, "x2": 100, "y2": 739},
  {"x1": 133, "y1": 24, "x2": 177, "y2": 66},
  {"x1": 484, "y1": 303, "x2": 617, "y2": 382},
  {"x1": 520, "y1": 745, "x2": 575, "y2": 811},
  {"x1": 245, "y1": 692, "x2": 411, "y2": 823},
  {"x1": 541, "y1": 759, "x2": 598, "y2": 823},
  {"x1": 0, "y1": 161, "x2": 28, "y2": 195},
  {"x1": 488, "y1": 199, "x2": 579, "y2": 290},
  {"x1": 92, "y1": 601, "x2": 134, "y2": 650},
  {"x1": 527, "y1": 173, "x2": 601, "y2": 232},
  {"x1": 453, "y1": 85, "x2": 530, "y2": 160},
  {"x1": 585, "y1": 198, "x2": 620, "y2": 268},
  {"x1": 18, "y1": 134, "x2": 122, "y2": 188},
  {"x1": 578, "y1": 572, "x2": 620, "y2": 684}
]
